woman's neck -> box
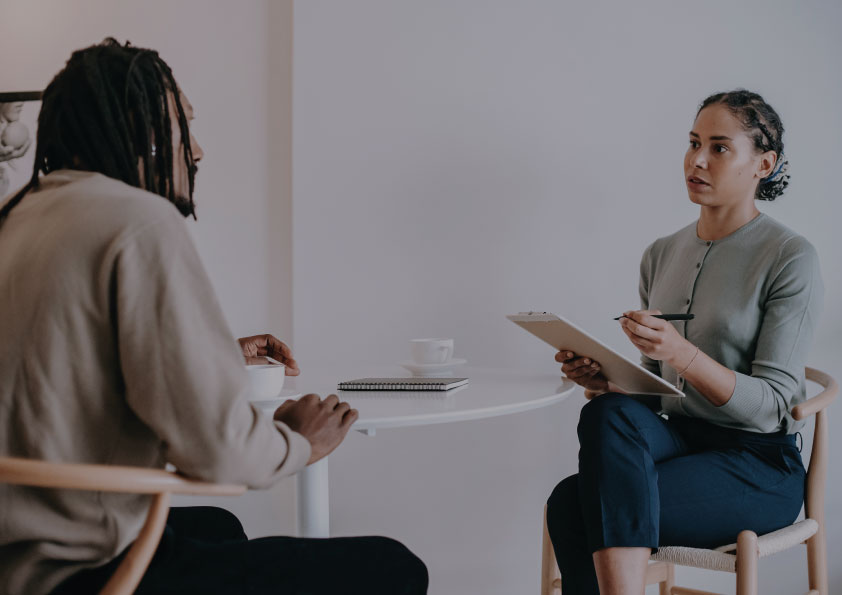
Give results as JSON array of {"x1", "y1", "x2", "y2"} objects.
[{"x1": 696, "y1": 201, "x2": 760, "y2": 241}]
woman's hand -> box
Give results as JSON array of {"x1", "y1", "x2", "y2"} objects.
[
  {"x1": 618, "y1": 310, "x2": 695, "y2": 370},
  {"x1": 555, "y1": 350, "x2": 609, "y2": 393},
  {"x1": 238, "y1": 334, "x2": 301, "y2": 376}
]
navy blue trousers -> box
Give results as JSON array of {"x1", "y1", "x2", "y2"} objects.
[{"x1": 546, "y1": 393, "x2": 805, "y2": 594}]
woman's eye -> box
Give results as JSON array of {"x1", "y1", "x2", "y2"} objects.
[
  {"x1": 714, "y1": 144, "x2": 728, "y2": 153},
  {"x1": 689, "y1": 140, "x2": 700, "y2": 149}
]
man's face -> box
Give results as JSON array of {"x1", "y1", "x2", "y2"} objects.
[{"x1": 168, "y1": 90, "x2": 203, "y2": 214}]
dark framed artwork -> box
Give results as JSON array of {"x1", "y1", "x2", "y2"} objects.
[{"x1": 0, "y1": 91, "x2": 42, "y2": 201}]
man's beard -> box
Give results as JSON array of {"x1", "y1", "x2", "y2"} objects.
[{"x1": 172, "y1": 163, "x2": 198, "y2": 218}]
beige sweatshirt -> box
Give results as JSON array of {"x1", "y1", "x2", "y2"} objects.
[{"x1": 0, "y1": 170, "x2": 311, "y2": 595}]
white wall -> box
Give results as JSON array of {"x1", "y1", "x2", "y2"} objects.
[
  {"x1": 0, "y1": 0, "x2": 297, "y2": 537},
  {"x1": 292, "y1": 1, "x2": 842, "y2": 593}
]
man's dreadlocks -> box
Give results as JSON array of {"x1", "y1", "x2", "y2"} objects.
[{"x1": 0, "y1": 38, "x2": 197, "y2": 226}]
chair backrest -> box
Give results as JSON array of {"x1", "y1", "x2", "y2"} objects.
[
  {"x1": 0, "y1": 457, "x2": 245, "y2": 595},
  {"x1": 794, "y1": 368, "x2": 838, "y2": 525}
]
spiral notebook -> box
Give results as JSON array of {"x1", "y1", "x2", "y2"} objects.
[{"x1": 338, "y1": 377, "x2": 469, "y2": 391}]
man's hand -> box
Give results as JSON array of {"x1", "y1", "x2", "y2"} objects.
[
  {"x1": 273, "y1": 394, "x2": 358, "y2": 464},
  {"x1": 238, "y1": 334, "x2": 300, "y2": 376}
]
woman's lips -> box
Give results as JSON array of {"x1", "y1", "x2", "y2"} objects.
[{"x1": 687, "y1": 176, "x2": 710, "y2": 189}]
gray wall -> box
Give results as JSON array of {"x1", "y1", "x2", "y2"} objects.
[{"x1": 292, "y1": 1, "x2": 842, "y2": 593}]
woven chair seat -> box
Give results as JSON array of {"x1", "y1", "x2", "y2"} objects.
[{"x1": 650, "y1": 519, "x2": 819, "y2": 573}]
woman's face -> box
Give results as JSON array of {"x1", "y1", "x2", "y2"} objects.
[{"x1": 684, "y1": 104, "x2": 776, "y2": 208}]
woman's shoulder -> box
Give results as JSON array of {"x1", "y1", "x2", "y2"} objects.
[
  {"x1": 642, "y1": 219, "x2": 698, "y2": 260},
  {"x1": 754, "y1": 214, "x2": 818, "y2": 261}
]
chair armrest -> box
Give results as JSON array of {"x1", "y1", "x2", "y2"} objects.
[
  {"x1": 0, "y1": 457, "x2": 246, "y2": 496},
  {"x1": 793, "y1": 368, "x2": 839, "y2": 421}
]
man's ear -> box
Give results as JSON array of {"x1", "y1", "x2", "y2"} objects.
[{"x1": 756, "y1": 150, "x2": 777, "y2": 179}]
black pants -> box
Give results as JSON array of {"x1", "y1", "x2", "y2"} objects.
[
  {"x1": 53, "y1": 506, "x2": 428, "y2": 594},
  {"x1": 547, "y1": 393, "x2": 805, "y2": 594}
]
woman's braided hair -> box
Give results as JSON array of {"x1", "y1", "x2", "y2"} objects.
[
  {"x1": 698, "y1": 90, "x2": 789, "y2": 201},
  {"x1": 0, "y1": 38, "x2": 196, "y2": 226}
]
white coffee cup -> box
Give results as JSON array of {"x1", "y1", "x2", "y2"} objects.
[
  {"x1": 246, "y1": 364, "x2": 286, "y2": 399},
  {"x1": 410, "y1": 338, "x2": 454, "y2": 364}
]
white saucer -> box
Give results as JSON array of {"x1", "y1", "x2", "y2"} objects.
[
  {"x1": 250, "y1": 388, "x2": 303, "y2": 409},
  {"x1": 399, "y1": 358, "x2": 467, "y2": 377}
]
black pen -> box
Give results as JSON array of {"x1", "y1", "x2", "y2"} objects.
[{"x1": 613, "y1": 313, "x2": 695, "y2": 321}]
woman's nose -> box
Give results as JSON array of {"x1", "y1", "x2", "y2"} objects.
[{"x1": 691, "y1": 149, "x2": 707, "y2": 169}]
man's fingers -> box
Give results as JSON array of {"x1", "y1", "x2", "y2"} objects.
[
  {"x1": 322, "y1": 394, "x2": 340, "y2": 409},
  {"x1": 341, "y1": 408, "x2": 359, "y2": 427},
  {"x1": 269, "y1": 339, "x2": 294, "y2": 359}
]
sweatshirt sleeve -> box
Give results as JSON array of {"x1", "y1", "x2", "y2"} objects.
[
  {"x1": 112, "y1": 207, "x2": 310, "y2": 487},
  {"x1": 716, "y1": 237, "x2": 824, "y2": 432},
  {"x1": 637, "y1": 242, "x2": 662, "y2": 377}
]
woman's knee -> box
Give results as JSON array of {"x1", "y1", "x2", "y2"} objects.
[
  {"x1": 578, "y1": 392, "x2": 643, "y2": 436},
  {"x1": 546, "y1": 475, "x2": 582, "y2": 537}
]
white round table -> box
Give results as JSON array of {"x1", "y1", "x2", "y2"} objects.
[{"x1": 255, "y1": 366, "x2": 577, "y2": 537}]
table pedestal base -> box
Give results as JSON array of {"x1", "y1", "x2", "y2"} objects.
[{"x1": 297, "y1": 458, "x2": 330, "y2": 537}]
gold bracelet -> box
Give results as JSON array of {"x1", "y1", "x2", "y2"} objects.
[{"x1": 678, "y1": 346, "x2": 700, "y2": 376}]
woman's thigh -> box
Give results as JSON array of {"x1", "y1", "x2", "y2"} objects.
[{"x1": 656, "y1": 446, "x2": 805, "y2": 549}]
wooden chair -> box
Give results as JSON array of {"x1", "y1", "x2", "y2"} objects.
[
  {"x1": 541, "y1": 366, "x2": 838, "y2": 595},
  {"x1": 0, "y1": 457, "x2": 246, "y2": 595}
]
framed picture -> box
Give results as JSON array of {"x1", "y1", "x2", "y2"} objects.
[{"x1": 0, "y1": 91, "x2": 42, "y2": 201}]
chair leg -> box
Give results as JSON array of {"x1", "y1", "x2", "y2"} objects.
[
  {"x1": 736, "y1": 530, "x2": 758, "y2": 595},
  {"x1": 805, "y1": 524, "x2": 828, "y2": 594},
  {"x1": 541, "y1": 505, "x2": 561, "y2": 593},
  {"x1": 101, "y1": 492, "x2": 171, "y2": 595},
  {"x1": 660, "y1": 562, "x2": 675, "y2": 595},
  {"x1": 644, "y1": 560, "x2": 674, "y2": 593}
]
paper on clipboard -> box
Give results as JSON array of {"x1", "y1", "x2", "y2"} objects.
[{"x1": 507, "y1": 312, "x2": 684, "y2": 398}]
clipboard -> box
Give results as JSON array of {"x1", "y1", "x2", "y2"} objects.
[{"x1": 507, "y1": 312, "x2": 684, "y2": 398}]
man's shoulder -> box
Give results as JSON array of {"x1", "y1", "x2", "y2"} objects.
[
  {"x1": 35, "y1": 170, "x2": 189, "y2": 247},
  {"x1": 53, "y1": 170, "x2": 184, "y2": 225}
]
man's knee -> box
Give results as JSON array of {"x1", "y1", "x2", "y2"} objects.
[{"x1": 368, "y1": 536, "x2": 428, "y2": 593}]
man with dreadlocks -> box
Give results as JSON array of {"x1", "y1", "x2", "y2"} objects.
[{"x1": 0, "y1": 39, "x2": 428, "y2": 595}]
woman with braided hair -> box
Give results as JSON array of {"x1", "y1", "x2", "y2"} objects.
[{"x1": 546, "y1": 90, "x2": 822, "y2": 594}]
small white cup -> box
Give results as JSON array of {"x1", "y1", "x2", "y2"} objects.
[
  {"x1": 246, "y1": 364, "x2": 286, "y2": 399},
  {"x1": 410, "y1": 338, "x2": 454, "y2": 364}
]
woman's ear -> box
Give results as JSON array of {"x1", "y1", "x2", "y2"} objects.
[{"x1": 756, "y1": 150, "x2": 777, "y2": 179}]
